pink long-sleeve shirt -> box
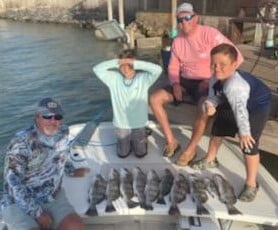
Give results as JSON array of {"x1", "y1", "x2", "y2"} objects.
[{"x1": 168, "y1": 25, "x2": 243, "y2": 84}]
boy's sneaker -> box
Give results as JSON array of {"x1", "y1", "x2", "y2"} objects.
[{"x1": 238, "y1": 184, "x2": 259, "y2": 202}]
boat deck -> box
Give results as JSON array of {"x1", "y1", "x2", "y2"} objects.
[
  {"x1": 63, "y1": 121, "x2": 278, "y2": 230},
  {"x1": 79, "y1": 43, "x2": 278, "y2": 230}
]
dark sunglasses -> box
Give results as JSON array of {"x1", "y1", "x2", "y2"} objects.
[
  {"x1": 42, "y1": 114, "x2": 63, "y2": 121},
  {"x1": 177, "y1": 14, "x2": 195, "y2": 23}
]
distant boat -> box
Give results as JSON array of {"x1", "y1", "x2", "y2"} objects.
[{"x1": 94, "y1": 20, "x2": 126, "y2": 41}]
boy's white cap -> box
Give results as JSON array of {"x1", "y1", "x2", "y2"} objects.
[{"x1": 176, "y1": 3, "x2": 194, "y2": 15}]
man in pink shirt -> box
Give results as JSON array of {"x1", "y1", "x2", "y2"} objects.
[{"x1": 150, "y1": 2, "x2": 243, "y2": 165}]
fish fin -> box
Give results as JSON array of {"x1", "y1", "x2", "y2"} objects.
[
  {"x1": 100, "y1": 196, "x2": 106, "y2": 203},
  {"x1": 196, "y1": 204, "x2": 210, "y2": 215},
  {"x1": 127, "y1": 200, "x2": 139, "y2": 209},
  {"x1": 144, "y1": 203, "x2": 154, "y2": 210},
  {"x1": 227, "y1": 205, "x2": 242, "y2": 215},
  {"x1": 156, "y1": 197, "x2": 166, "y2": 205},
  {"x1": 105, "y1": 203, "x2": 116, "y2": 213},
  {"x1": 85, "y1": 206, "x2": 98, "y2": 216},
  {"x1": 140, "y1": 202, "x2": 146, "y2": 209},
  {"x1": 168, "y1": 204, "x2": 180, "y2": 216}
]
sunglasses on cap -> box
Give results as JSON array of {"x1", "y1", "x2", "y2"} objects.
[
  {"x1": 177, "y1": 14, "x2": 195, "y2": 23},
  {"x1": 42, "y1": 114, "x2": 63, "y2": 120}
]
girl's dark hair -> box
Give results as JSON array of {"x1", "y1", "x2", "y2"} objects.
[
  {"x1": 210, "y1": 43, "x2": 238, "y2": 62},
  {"x1": 118, "y1": 49, "x2": 135, "y2": 59}
]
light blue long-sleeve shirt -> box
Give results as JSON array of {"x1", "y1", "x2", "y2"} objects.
[{"x1": 93, "y1": 59, "x2": 162, "y2": 129}]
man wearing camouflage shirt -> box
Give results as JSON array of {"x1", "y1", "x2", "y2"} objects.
[{"x1": 1, "y1": 97, "x2": 88, "y2": 230}]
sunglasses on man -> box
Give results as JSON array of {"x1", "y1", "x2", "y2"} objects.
[
  {"x1": 177, "y1": 14, "x2": 195, "y2": 23},
  {"x1": 42, "y1": 114, "x2": 63, "y2": 120}
]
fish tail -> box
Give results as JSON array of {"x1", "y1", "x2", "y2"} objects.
[
  {"x1": 144, "y1": 202, "x2": 154, "y2": 210},
  {"x1": 105, "y1": 202, "x2": 116, "y2": 213},
  {"x1": 228, "y1": 205, "x2": 242, "y2": 215},
  {"x1": 156, "y1": 197, "x2": 166, "y2": 205},
  {"x1": 196, "y1": 204, "x2": 210, "y2": 215},
  {"x1": 127, "y1": 200, "x2": 139, "y2": 209},
  {"x1": 168, "y1": 204, "x2": 180, "y2": 216},
  {"x1": 140, "y1": 202, "x2": 146, "y2": 209},
  {"x1": 85, "y1": 206, "x2": 98, "y2": 216},
  {"x1": 139, "y1": 197, "x2": 146, "y2": 209}
]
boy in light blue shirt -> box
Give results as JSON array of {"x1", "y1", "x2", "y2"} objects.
[{"x1": 93, "y1": 49, "x2": 162, "y2": 158}]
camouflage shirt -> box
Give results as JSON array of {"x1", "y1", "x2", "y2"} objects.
[{"x1": 1, "y1": 123, "x2": 75, "y2": 218}]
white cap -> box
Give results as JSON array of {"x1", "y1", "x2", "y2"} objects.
[{"x1": 176, "y1": 3, "x2": 194, "y2": 15}]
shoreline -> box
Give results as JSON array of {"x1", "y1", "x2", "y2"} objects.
[{"x1": 0, "y1": 6, "x2": 105, "y2": 29}]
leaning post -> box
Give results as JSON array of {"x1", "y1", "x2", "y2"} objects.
[
  {"x1": 118, "y1": 0, "x2": 125, "y2": 29},
  {"x1": 171, "y1": 0, "x2": 178, "y2": 38},
  {"x1": 107, "y1": 0, "x2": 113, "y2": 21}
]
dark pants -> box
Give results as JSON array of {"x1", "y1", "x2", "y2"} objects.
[
  {"x1": 116, "y1": 127, "x2": 148, "y2": 158},
  {"x1": 165, "y1": 78, "x2": 209, "y2": 105},
  {"x1": 211, "y1": 103, "x2": 270, "y2": 155}
]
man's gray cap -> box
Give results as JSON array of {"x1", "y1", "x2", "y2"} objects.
[{"x1": 37, "y1": 97, "x2": 64, "y2": 116}]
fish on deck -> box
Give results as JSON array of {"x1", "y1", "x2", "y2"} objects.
[
  {"x1": 132, "y1": 167, "x2": 147, "y2": 209},
  {"x1": 157, "y1": 168, "x2": 174, "y2": 205},
  {"x1": 119, "y1": 168, "x2": 139, "y2": 209},
  {"x1": 105, "y1": 168, "x2": 121, "y2": 213},
  {"x1": 86, "y1": 174, "x2": 107, "y2": 216},
  {"x1": 145, "y1": 169, "x2": 160, "y2": 210},
  {"x1": 212, "y1": 173, "x2": 242, "y2": 215},
  {"x1": 169, "y1": 173, "x2": 188, "y2": 216}
]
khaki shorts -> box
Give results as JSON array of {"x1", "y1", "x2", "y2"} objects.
[{"x1": 2, "y1": 189, "x2": 76, "y2": 230}]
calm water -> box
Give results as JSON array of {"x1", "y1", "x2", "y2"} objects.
[
  {"x1": 0, "y1": 19, "x2": 119, "y2": 147},
  {"x1": 0, "y1": 19, "x2": 122, "y2": 184},
  {"x1": 0, "y1": 19, "x2": 277, "y2": 185}
]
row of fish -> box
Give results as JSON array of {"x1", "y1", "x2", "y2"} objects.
[{"x1": 86, "y1": 167, "x2": 242, "y2": 216}]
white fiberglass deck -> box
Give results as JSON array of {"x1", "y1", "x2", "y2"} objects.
[{"x1": 63, "y1": 121, "x2": 278, "y2": 228}]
